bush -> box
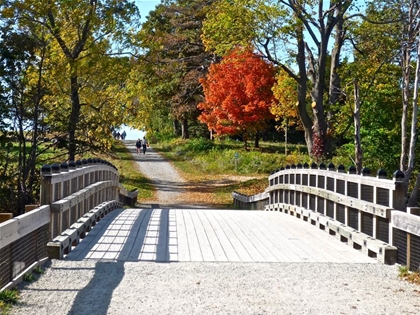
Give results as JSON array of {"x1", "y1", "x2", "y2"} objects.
[
  {"x1": 0, "y1": 289, "x2": 19, "y2": 305},
  {"x1": 184, "y1": 138, "x2": 214, "y2": 152}
]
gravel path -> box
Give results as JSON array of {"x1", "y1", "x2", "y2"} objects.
[
  {"x1": 124, "y1": 140, "x2": 213, "y2": 208},
  {"x1": 10, "y1": 142, "x2": 420, "y2": 315}
]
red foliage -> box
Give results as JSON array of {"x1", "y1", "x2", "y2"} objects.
[{"x1": 198, "y1": 47, "x2": 276, "y2": 137}]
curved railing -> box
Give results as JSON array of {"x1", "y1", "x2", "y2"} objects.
[
  {"x1": 0, "y1": 158, "x2": 137, "y2": 290},
  {"x1": 234, "y1": 162, "x2": 420, "y2": 269}
]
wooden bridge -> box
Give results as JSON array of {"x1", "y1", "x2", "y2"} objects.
[
  {"x1": 1, "y1": 157, "x2": 420, "y2": 292},
  {"x1": 63, "y1": 208, "x2": 375, "y2": 264}
]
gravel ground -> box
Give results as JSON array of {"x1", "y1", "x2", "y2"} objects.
[
  {"x1": 11, "y1": 261, "x2": 420, "y2": 315},
  {"x1": 10, "y1": 142, "x2": 420, "y2": 315}
]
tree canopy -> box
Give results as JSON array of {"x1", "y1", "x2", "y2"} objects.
[
  {"x1": 3, "y1": 0, "x2": 420, "y2": 212},
  {"x1": 198, "y1": 47, "x2": 276, "y2": 146}
]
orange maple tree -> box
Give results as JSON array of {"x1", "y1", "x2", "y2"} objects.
[{"x1": 198, "y1": 47, "x2": 276, "y2": 145}]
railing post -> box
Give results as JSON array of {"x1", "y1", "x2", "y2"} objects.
[
  {"x1": 392, "y1": 170, "x2": 406, "y2": 211},
  {"x1": 40, "y1": 164, "x2": 52, "y2": 205}
]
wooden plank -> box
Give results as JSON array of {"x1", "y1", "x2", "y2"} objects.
[
  {"x1": 66, "y1": 209, "x2": 123, "y2": 260},
  {"x1": 209, "y1": 211, "x2": 253, "y2": 262},
  {"x1": 268, "y1": 211, "x2": 336, "y2": 262},
  {"x1": 175, "y1": 210, "x2": 190, "y2": 261},
  {"x1": 237, "y1": 211, "x2": 304, "y2": 262},
  {"x1": 200, "y1": 210, "x2": 240, "y2": 262},
  {"x1": 115, "y1": 208, "x2": 150, "y2": 261},
  {"x1": 167, "y1": 210, "x2": 178, "y2": 261},
  {"x1": 261, "y1": 211, "x2": 372, "y2": 263},
  {"x1": 63, "y1": 208, "x2": 378, "y2": 264},
  {"x1": 196, "y1": 211, "x2": 228, "y2": 261},
  {"x1": 139, "y1": 209, "x2": 161, "y2": 261},
  {"x1": 155, "y1": 209, "x2": 169, "y2": 262},
  {"x1": 233, "y1": 211, "x2": 281, "y2": 262},
  {"x1": 182, "y1": 210, "x2": 203, "y2": 261},
  {"x1": 189, "y1": 210, "x2": 215, "y2": 261},
  {"x1": 0, "y1": 205, "x2": 50, "y2": 250}
]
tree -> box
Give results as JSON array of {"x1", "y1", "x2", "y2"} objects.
[
  {"x1": 271, "y1": 69, "x2": 302, "y2": 154},
  {"x1": 333, "y1": 1, "x2": 402, "y2": 172},
  {"x1": 8, "y1": 0, "x2": 139, "y2": 160},
  {"x1": 131, "y1": 0, "x2": 215, "y2": 139},
  {"x1": 198, "y1": 47, "x2": 276, "y2": 148},
  {"x1": 0, "y1": 15, "x2": 50, "y2": 214},
  {"x1": 202, "y1": 0, "x2": 364, "y2": 158}
]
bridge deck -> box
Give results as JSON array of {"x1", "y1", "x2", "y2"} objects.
[{"x1": 66, "y1": 208, "x2": 376, "y2": 263}]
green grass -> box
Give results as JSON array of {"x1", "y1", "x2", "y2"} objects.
[
  {"x1": 22, "y1": 273, "x2": 35, "y2": 283},
  {"x1": 398, "y1": 265, "x2": 420, "y2": 285},
  {"x1": 149, "y1": 137, "x2": 307, "y2": 200},
  {"x1": 33, "y1": 266, "x2": 44, "y2": 275},
  {"x1": 154, "y1": 137, "x2": 309, "y2": 176},
  {"x1": 0, "y1": 289, "x2": 19, "y2": 310},
  {"x1": 99, "y1": 141, "x2": 154, "y2": 200}
]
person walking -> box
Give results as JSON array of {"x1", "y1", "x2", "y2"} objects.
[
  {"x1": 142, "y1": 136, "x2": 148, "y2": 154},
  {"x1": 135, "y1": 138, "x2": 142, "y2": 155}
]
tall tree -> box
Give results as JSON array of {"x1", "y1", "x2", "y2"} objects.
[
  {"x1": 9, "y1": 0, "x2": 139, "y2": 160},
  {"x1": 271, "y1": 69, "x2": 302, "y2": 154},
  {"x1": 0, "y1": 15, "x2": 50, "y2": 214},
  {"x1": 333, "y1": 1, "x2": 402, "y2": 172},
  {"x1": 132, "y1": 0, "x2": 215, "y2": 139},
  {"x1": 202, "y1": 0, "x2": 364, "y2": 158},
  {"x1": 198, "y1": 47, "x2": 276, "y2": 148}
]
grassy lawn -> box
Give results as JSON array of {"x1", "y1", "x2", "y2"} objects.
[{"x1": 147, "y1": 138, "x2": 307, "y2": 206}]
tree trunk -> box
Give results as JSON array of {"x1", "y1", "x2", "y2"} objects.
[
  {"x1": 181, "y1": 118, "x2": 189, "y2": 139},
  {"x1": 400, "y1": 43, "x2": 411, "y2": 171},
  {"x1": 284, "y1": 121, "x2": 288, "y2": 155},
  {"x1": 68, "y1": 72, "x2": 81, "y2": 161},
  {"x1": 254, "y1": 132, "x2": 260, "y2": 148},
  {"x1": 353, "y1": 80, "x2": 362, "y2": 174},
  {"x1": 406, "y1": 39, "x2": 420, "y2": 206},
  {"x1": 295, "y1": 30, "x2": 313, "y2": 155},
  {"x1": 309, "y1": 39, "x2": 328, "y2": 159}
]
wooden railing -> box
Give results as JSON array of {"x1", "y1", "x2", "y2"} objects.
[
  {"x1": 232, "y1": 191, "x2": 269, "y2": 210},
  {"x1": 0, "y1": 158, "x2": 137, "y2": 290},
  {"x1": 234, "y1": 162, "x2": 420, "y2": 269}
]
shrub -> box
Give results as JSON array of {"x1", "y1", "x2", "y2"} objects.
[
  {"x1": 23, "y1": 273, "x2": 35, "y2": 282},
  {"x1": 0, "y1": 289, "x2": 19, "y2": 305}
]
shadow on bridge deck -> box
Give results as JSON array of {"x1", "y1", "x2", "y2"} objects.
[{"x1": 65, "y1": 208, "x2": 377, "y2": 264}]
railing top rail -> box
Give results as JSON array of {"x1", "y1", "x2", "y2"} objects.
[
  {"x1": 42, "y1": 164, "x2": 119, "y2": 183},
  {"x1": 269, "y1": 167, "x2": 404, "y2": 189}
]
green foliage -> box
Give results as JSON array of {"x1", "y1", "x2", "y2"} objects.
[
  {"x1": 398, "y1": 265, "x2": 410, "y2": 278},
  {"x1": 131, "y1": 0, "x2": 214, "y2": 139},
  {"x1": 23, "y1": 273, "x2": 35, "y2": 282},
  {"x1": 0, "y1": 289, "x2": 19, "y2": 305},
  {"x1": 184, "y1": 138, "x2": 215, "y2": 152},
  {"x1": 33, "y1": 266, "x2": 44, "y2": 274},
  {"x1": 398, "y1": 265, "x2": 420, "y2": 285},
  {"x1": 156, "y1": 137, "x2": 308, "y2": 175}
]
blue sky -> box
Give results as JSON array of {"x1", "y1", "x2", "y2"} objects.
[{"x1": 135, "y1": 0, "x2": 161, "y2": 22}]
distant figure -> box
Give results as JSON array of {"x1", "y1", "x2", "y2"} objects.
[
  {"x1": 121, "y1": 130, "x2": 126, "y2": 140},
  {"x1": 142, "y1": 136, "x2": 148, "y2": 154},
  {"x1": 135, "y1": 138, "x2": 142, "y2": 155}
]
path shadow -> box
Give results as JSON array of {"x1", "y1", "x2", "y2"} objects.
[
  {"x1": 67, "y1": 261, "x2": 125, "y2": 315},
  {"x1": 67, "y1": 208, "x2": 173, "y2": 314}
]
